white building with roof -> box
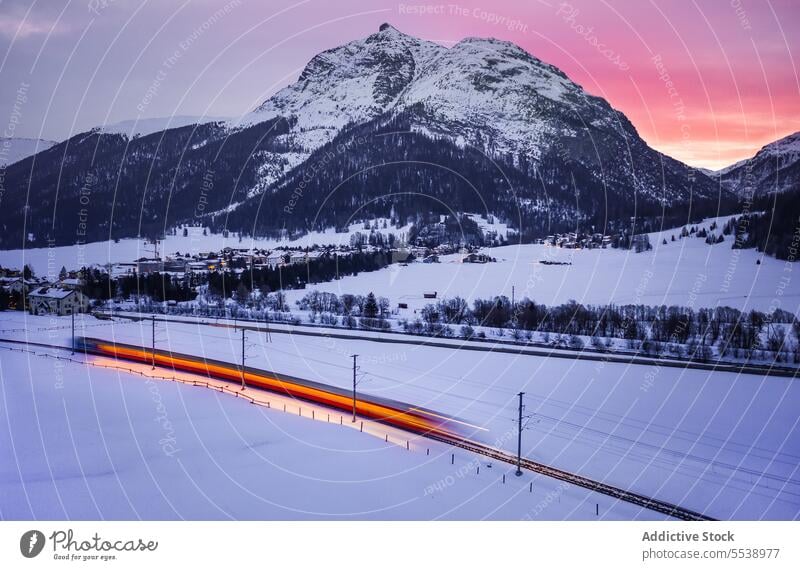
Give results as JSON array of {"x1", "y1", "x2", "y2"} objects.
[
  {"x1": 0, "y1": 276, "x2": 27, "y2": 294},
  {"x1": 28, "y1": 286, "x2": 89, "y2": 316}
]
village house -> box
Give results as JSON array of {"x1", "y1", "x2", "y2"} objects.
[
  {"x1": 287, "y1": 251, "x2": 312, "y2": 264},
  {"x1": 0, "y1": 276, "x2": 42, "y2": 309},
  {"x1": 135, "y1": 258, "x2": 164, "y2": 274},
  {"x1": 186, "y1": 259, "x2": 220, "y2": 273},
  {"x1": 0, "y1": 276, "x2": 31, "y2": 295},
  {"x1": 28, "y1": 286, "x2": 89, "y2": 316},
  {"x1": 461, "y1": 252, "x2": 492, "y2": 263},
  {"x1": 265, "y1": 252, "x2": 288, "y2": 266},
  {"x1": 57, "y1": 277, "x2": 84, "y2": 290},
  {"x1": 162, "y1": 258, "x2": 188, "y2": 273}
]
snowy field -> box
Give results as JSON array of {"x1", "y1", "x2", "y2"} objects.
[
  {"x1": 283, "y1": 215, "x2": 798, "y2": 314},
  {"x1": 2, "y1": 214, "x2": 798, "y2": 520},
  {"x1": 0, "y1": 347, "x2": 656, "y2": 520},
  {"x1": 2, "y1": 312, "x2": 798, "y2": 520}
]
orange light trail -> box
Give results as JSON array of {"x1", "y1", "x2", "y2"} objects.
[{"x1": 89, "y1": 341, "x2": 464, "y2": 439}]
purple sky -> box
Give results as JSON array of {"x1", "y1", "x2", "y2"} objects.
[{"x1": 0, "y1": 0, "x2": 797, "y2": 168}]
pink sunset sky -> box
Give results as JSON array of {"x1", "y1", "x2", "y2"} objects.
[{"x1": 0, "y1": 0, "x2": 797, "y2": 169}]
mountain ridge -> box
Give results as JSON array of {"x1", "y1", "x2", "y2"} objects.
[
  {"x1": 712, "y1": 131, "x2": 800, "y2": 198},
  {"x1": 0, "y1": 23, "x2": 742, "y2": 248}
]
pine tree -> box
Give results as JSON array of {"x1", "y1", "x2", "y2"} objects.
[
  {"x1": 363, "y1": 292, "x2": 379, "y2": 318},
  {"x1": 235, "y1": 282, "x2": 250, "y2": 305}
]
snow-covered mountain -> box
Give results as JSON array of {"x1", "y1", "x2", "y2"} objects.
[
  {"x1": 239, "y1": 24, "x2": 627, "y2": 159},
  {"x1": 713, "y1": 131, "x2": 800, "y2": 197},
  {"x1": 0, "y1": 23, "x2": 734, "y2": 248},
  {"x1": 0, "y1": 137, "x2": 57, "y2": 166},
  {"x1": 232, "y1": 24, "x2": 444, "y2": 192},
  {"x1": 231, "y1": 23, "x2": 716, "y2": 206}
]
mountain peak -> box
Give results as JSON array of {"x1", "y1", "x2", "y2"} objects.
[
  {"x1": 365, "y1": 22, "x2": 417, "y2": 45},
  {"x1": 234, "y1": 22, "x2": 722, "y2": 207}
]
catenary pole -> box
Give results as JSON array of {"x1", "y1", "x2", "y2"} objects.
[
  {"x1": 241, "y1": 328, "x2": 246, "y2": 390},
  {"x1": 516, "y1": 391, "x2": 524, "y2": 476},
  {"x1": 351, "y1": 354, "x2": 358, "y2": 422},
  {"x1": 151, "y1": 315, "x2": 155, "y2": 369}
]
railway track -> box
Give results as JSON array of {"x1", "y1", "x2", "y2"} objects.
[
  {"x1": 101, "y1": 311, "x2": 800, "y2": 379},
  {"x1": 0, "y1": 336, "x2": 716, "y2": 521},
  {"x1": 431, "y1": 435, "x2": 715, "y2": 521}
]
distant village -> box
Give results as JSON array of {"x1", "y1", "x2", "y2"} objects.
[
  {"x1": 0, "y1": 217, "x2": 653, "y2": 317},
  {"x1": 0, "y1": 240, "x2": 497, "y2": 316},
  {"x1": 537, "y1": 231, "x2": 651, "y2": 251}
]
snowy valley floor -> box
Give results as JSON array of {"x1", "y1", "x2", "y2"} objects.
[
  {"x1": 0, "y1": 348, "x2": 657, "y2": 520},
  {"x1": 1, "y1": 312, "x2": 798, "y2": 520},
  {"x1": 3, "y1": 215, "x2": 797, "y2": 315}
]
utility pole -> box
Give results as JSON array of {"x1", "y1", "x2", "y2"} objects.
[
  {"x1": 71, "y1": 311, "x2": 75, "y2": 355},
  {"x1": 241, "y1": 328, "x2": 246, "y2": 390},
  {"x1": 516, "y1": 391, "x2": 524, "y2": 476},
  {"x1": 351, "y1": 354, "x2": 358, "y2": 422},
  {"x1": 151, "y1": 315, "x2": 156, "y2": 369}
]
